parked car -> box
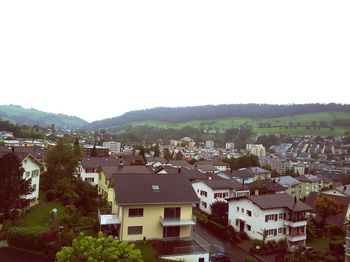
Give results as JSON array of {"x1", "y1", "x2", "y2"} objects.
[{"x1": 209, "y1": 252, "x2": 232, "y2": 262}]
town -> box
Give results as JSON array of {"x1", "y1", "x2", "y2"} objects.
[{"x1": 1, "y1": 128, "x2": 350, "y2": 262}]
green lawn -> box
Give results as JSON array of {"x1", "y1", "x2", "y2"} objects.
[
  {"x1": 306, "y1": 238, "x2": 331, "y2": 249},
  {"x1": 117, "y1": 111, "x2": 350, "y2": 136},
  {"x1": 17, "y1": 199, "x2": 65, "y2": 227},
  {"x1": 134, "y1": 242, "x2": 158, "y2": 262}
]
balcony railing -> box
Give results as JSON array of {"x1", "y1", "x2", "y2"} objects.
[{"x1": 160, "y1": 216, "x2": 197, "y2": 227}]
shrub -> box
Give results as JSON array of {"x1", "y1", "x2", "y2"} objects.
[
  {"x1": 327, "y1": 224, "x2": 344, "y2": 237},
  {"x1": 252, "y1": 239, "x2": 264, "y2": 250},
  {"x1": 329, "y1": 239, "x2": 345, "y2": 256},
  {"x1": 7, "y1": 226, "x2": 48, "y2": 251},
  {"x1": 46, "y1": 189, "x2": 56, "y2": 201},
  {"x1": 60, "y1": 191, "x2": 79, "y2": 205}
]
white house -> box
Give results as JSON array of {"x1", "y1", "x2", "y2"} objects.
[
  {"x1": 227, "y1": 193, "x2": 312, "y2": 248},
  {"x1": 192, "y1": 179, "x2": 250, "y2": 214},
  {"x1": 78, "y1": 157, "x2": 120, "y2": 186}
]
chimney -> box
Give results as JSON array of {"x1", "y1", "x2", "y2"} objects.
[
  {"x1": 254, "y1": 189, "x2": 259, "y2": 196},
  {"x1": 344, "y1": 185, "x2": 347, "y2": 192},
  {"x1": 178, "y1": 167, "x2": 181, "y2": 174},
  {"x1": 294, "y1": 196, "x2": 297, "y2": 204}
]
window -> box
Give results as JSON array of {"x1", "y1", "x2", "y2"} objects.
[
  {"x1": 129, "y1": 208, "x2": 144, "y2": 217},
  {"x1": 265, "y1": 214, "x2": 278, "y2": 222},
  {"x1": 85, "y1": 177, "x2": 94, "y2": 182},
  {"x1": 266, "y1": 229, "x2": 277, "y2": 236},
  {"x1": 247, "y1": 210, "x2": 252, "y2": 217},
  {"x1": 246, "y1": 224, "x2": 251, "y2": 231},
  {"x1": 237, "y1": 207, "x2": 239, "y2": 212},
  {"x1": 278, "y1": 228, "x2": 283, "y2": 234},
  {"x1": 235, "y1": 219, "x2": 239, "y2": 226},
  {"x1": 223, "y1": 192, "x2": 228, "y2": 198},
  {"x1": 127, "y1": 226, "x2": 143, "y2": 235},
  {"x1": 198, "y1": 258, "x2": 205, "y2": 262},
  {"x1": 201, "y1": 201, "x2": 207, "y2": 209},
  {"x1": 32, "y1": 184, "x2": 37, "y2": 192},
  {"x1": 241, "y1": 208, "x2": 244, "y2": 214},
  {"x1": 279, "y1": 213, "x2": 286, "y2": 220},
  {"x1": 25, "y1": 171, "x2": 31, "y2": 178},
  {"x1": 200, "y1": 190, "x2": 207, "y2": 197},
  {"x1": 32, "y1": 170, "x2": 39, "y2": 178},
  {"x1": 164, "y1": 207, "x2": 180, "y2": 219}
]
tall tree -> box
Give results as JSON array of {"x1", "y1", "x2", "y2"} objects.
[
  {"x1": 315, "y1": 195, "x2": 341, "y2": 226},
  {"x1": 90, "y1": 144, "x2": 98, "y2": 157},
  {"x1": 153, "y1": 144, "x2": 160, "y2": 157},
  {"x1": 210, "y1": 200, "x2": 228, "y2": 219},
  {"x1": 175, "y1": 150, "x2": 183, "y2": 160},
  {"x1": 45, "y1": 139, "x2": 80, "y2": 187},
  {"x1": 56, "y1": 233, "x2": 143, "y2": 262},
  {"x1": 73, "y1": 137, "x2": 81, "y2": 159},
  {"x1": 0, "y1": 153, "x2": 33, "y2": 217},
  {"x1": 163, "y1": 147, "x2": 173, "y2": 161}
]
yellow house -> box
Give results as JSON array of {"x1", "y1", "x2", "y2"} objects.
[{"x1": 99, "y1": 174, "x2": 199, "y2": 241}]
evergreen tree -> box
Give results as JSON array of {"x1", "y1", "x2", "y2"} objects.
[
  {"x1": 153, "y1": 144, "x2": 160, "y2": 157},
  {"x1": 91, "y1": 144, "x2": 98, "y2": 157},
  {"x1": 163, "y1": 148, "x2": 173, "y2": 160},
  {"x1": 0, "y1": 153, "x2": 33, "y2": 217},
  {"x1": 175, "y1": 150, "x2": 183, "y2": 160}
]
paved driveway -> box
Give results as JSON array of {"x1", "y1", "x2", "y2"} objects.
[{"x1": 194, "y1": 223, "x2": 267, "y2": 262}]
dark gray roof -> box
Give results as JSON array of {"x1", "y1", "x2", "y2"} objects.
[
  {"x1": 167, "y1": 160, "x2": 192, "y2": 169},
  {"x1": 102, "y1": 165, "x2": 153, "y2": 179},
  {"x1": 197, "y1": 160, "x2": 227, "y2": 166},
  {"x1": 196, "y1": 164, "x2": 219, "y2": 172},
  {"x1": 0, "y1": 146, "x2": 47, "y2": 161},
  {"x1": 113, "y1": 174, "x2": 199, "y2": 205},
  {"x1": 81, "y1": 157, "x2": 120, "y2": 169},
  {"x1": 247, "y1": 179, "x2": 288, "y2": 193},
  {"x1": 158, "y1": 166, "x2": 207, "y2": 181},
  {"x1": 296, "y1": 174, "x2": 322, "y2": 183},
  {"x1": 230, "y1": 193, "x2": 312, "y2": 212},
  {"x1": 146, "y1": 156, "x2": 167, "y2": 164},
  {"x1": 202, "y1": 179, "x2": 246, "y2": 190}
]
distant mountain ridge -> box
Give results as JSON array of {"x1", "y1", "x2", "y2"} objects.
[
  {"x1": 0, "y1": 104, "x2": 87, "y2": 129},
  {"x1": 85, "y1": 103, "x2": 350, "y2": 130}
]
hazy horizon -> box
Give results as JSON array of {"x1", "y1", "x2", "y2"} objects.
[{"x1": 1, "y1": 1, "x2": 349, "y2": 122}]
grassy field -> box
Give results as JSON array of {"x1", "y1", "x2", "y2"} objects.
[
  {"x1": 126, "y1": 111, "x2": 350, "y2": 136},
  {"x1": 17, "y1": 192, "x2": 65, "y2": 227}
]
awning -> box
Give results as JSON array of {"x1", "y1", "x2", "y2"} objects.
[{"x1": 99, "y1": 214, "x2": 121, "y2": 225}]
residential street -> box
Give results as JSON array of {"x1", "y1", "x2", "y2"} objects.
[{"x1": 194, "y1": 223, "x2": 265, "y2": 262}]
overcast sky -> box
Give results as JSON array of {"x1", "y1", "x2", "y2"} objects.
[{"x1": 0, "y1": 1, "x2": 349, "y2": 122}]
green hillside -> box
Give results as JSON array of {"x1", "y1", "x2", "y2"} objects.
[
  {"x1": 120, "y1": 112, "x2": 350, "y2": 136},
  {"x1": 0, "y1": 105, "x2": 87, "y2": 130}
]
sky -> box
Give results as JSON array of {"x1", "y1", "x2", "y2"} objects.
[{"x1": 0, "y1": 1, "x2": 349, "y2": 122}]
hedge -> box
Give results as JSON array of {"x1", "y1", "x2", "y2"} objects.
[{"x1": 7, "y1": 226, "x2": 48, "y2": 251}]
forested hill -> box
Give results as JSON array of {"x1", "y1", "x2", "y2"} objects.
[
  {"x1": 0, "y1": 105, "x2": 88, "y2": 130},
  {"x1": 85, "y1": 103, "x2": 350, "y2": 130}
]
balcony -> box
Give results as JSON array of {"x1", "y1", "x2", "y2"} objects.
[
  {"x1": 98, "y1": 208, "x2": 120, "y2": 225},
  {"x1": 286, "y1": 234, "x2": 307, "y2": 242},
  {"x1": 284, "y1": 220, "x2": 307, "y2": 227},
  {"x1": 160, "y1": 216, "x2": 197, "y2": 227}
]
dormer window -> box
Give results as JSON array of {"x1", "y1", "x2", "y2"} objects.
[{"x1": 152, "y1": 185, "x2": 160, "y2": 192}]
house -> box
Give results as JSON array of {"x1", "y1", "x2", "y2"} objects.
[
  {"x1": 197, "y1": 160, "x2": 228, "y2": 172},
  {"x1": 230, "y1": 167, "x2": 271, "y2": 184},
  {"x1": 117, "y1": 153, "x2": 146, "y2": 165},
  {"x1": 295, "y1": 174, "x2": 324, "y2": 197},
  {"x1": 271, "y1": 176, "x2": 304, "y2": 199},
  {"x1": 167, "y1": 160, "x2": 192, "y2": 169},
  {"x1": 99, "y1": 174, "x2": 199, "y2": 241},
  {"x1": 0, "y1": 151, "x2": 44, "y2": 207},
  {"x1": 97, "y1": 165, "x2": 153, "y2": 200},
  {"x1": 305, "y1": 192, "x2": 350, "y2": 227},
  {"x1": 323, "y1": 184, "x2": 350, "y2": 197},
  {"x1": 195, "y1": 164, "x2": 219, "y2": 174},
  {"x1": 228, "y1": 193, "x2": 312, "y2": 248},
  {"x1": 82, "y1": 145, "x2": 109, "y2": 157},
  {"x1": 154, "y1": 166, "x2": 207, "y2": 181},
  {"x1": 247, "y1": 179, "x2": 288, "y2": 195},
  {"x1": 192, "y1": 179, "x2": 250, "y2": 214},
  {"x1": 79, "y1": 157, "x2": 121, "y2": 186},
  {"x1": 146, "y1": 156, "x2": 167, "y2": 167}
]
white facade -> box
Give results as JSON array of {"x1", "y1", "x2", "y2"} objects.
[
  {"x1": 226, "y1": 142, "x2": 235, "y2": 150},
  {"x1": 161, "y1": 253, "x2": 209, "y2": 262},
  {"x1": 228, "y1": 198, "x2": 307, "y2": 247},
  {"x1": 22, "y1": 156, "x2": 41, "y2": 206},
  {"x1": 192, "y1": 181, "x2": 249, "y2": 214},
  {"x1": 205, "y1": 141, "x2": 214, "y2": 149},
  {"x1": 80, "y1": 166, "x2": 99, "y2": 186},
  {"x1": 102, "y1": 141, "x2": 121, "y2": 154},
  {"x1": 246, "y1": 144, "x2": 266, "y2": 158}
]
